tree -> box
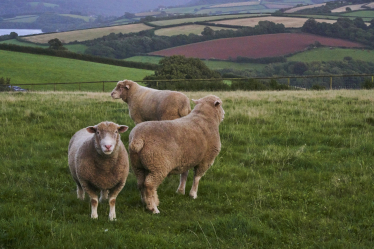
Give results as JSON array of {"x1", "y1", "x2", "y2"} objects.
[
  {"x1": 145, "y1": 55, "x2": 221, "y2": 80},
  {"x1": 346, "y1": 7, "x2": 352, "y2": 12},
  {"x1": 201, "y1": 26, "x2": 215, "y2": 36},
  {"x1": 293, "y1": 62, "x2": 308, "y2": 75},
  {"x1": 48, "y1": 38, "x2": 66, "y2": 50}
]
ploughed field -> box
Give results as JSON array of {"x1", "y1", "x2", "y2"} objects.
[
  {"x1": 150, "y1": 33, "x2": 365, "y2": 60},
  {"x1": 1, "y1": 90, "x2": 374, "y2": 248}
]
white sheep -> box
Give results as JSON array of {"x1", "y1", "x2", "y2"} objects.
[
  {"x1": 111, "y1": 79, "x2": 191, "y2": 124},
  {"x1": 128, "y1": 95, "x2": 225, "y2": 213},
  {"x1": 68, "y1": 121, "x2": 129, "y2": 220}
]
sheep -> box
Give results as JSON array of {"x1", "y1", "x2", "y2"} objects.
[
  {"x1": 110, "y1": 79, "x2": 191, "y2": 124},
  {"x1": 68, "y1": 121, "x2": 129, "y2": 220},
  {"x1": 128, "y1": 95, "x2": 225, "y2": 214}
]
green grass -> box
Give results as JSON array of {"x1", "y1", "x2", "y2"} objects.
[
  {"x1": 288, "y1": 47, "x2": 374, "y2": 62},
  {"x1": 125, "y1": 56, "x2": 266, "y2": 71},
  {"x1": 341, "y1": 10, "x2": 374, "y2": 18},
  {"x1": 0, "y1": 40, "x2": 88, "y2": 53},
  {"x1": 149, "y1": 14, "x2": 266, "y2": 26},
  {"x1": 59, "y1": 14, "x2": 93, "y2": 22},
  {"x1": 1, "y1": 90, "x2": 374, "y2": 248},
  {"x1": 0, "y1": 50, "x2": 153, "y2": 91},
  {"x1": 3, "y1": 15, "x2": 39, "y2": 23}
]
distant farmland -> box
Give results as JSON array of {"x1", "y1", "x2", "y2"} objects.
[
  {"x1": 154, "y1": 24, "x2": 236, "y2": 36},
  {"x1": 209, "y1": 16, "x2": 337, "y2": 28},
  {"x1": 150, "y1": 33, "x2": 365, "y2": 60},
  {"x1": 22, "y1": 23, "x2": 153, "y2": 43}
]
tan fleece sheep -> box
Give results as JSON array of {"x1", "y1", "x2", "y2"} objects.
[
  {"x1": 68, "y1": 121, "x2": 129, "y2": 220},
  {"x1": 128, "y1": 95, "x2": 225, "y2": 213},
  {"x1": 111, "y1": 79, "x2": 191, "y2": 124}
]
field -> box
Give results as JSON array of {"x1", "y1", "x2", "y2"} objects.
[
  {"x1": 2, "y1": 15, "x2": 39, "y2": 23},
  {"x1": 209, "y1": 16, "x2": 337, "y2": 28},
  {"x1": 0, "y1": 39, "x2": 88, "y2": 53},
  {"x1": 284, "y1": 3, "x2": 326, "y2": 13},
  {"x1": 59, "y1": 14, "x2": 92, "y2": 22},
  {"x1": 331, "y1": 4, "x2": 367, "y2": 13},
  {"x1": 210, "y1": 1, "x2": 260, "y2": 8},
  {"x1": 150, "y1": 33, "x2": 365, "y2": 60},
  {"x1": 125, "y1": 55, "x2": 265, "y2": 71},
  {"x1": 1, "y1": 90, "x2": 374, "y2": 248},
  {"x1": 149, "y1": 14, "x2": 267, "y2": 26},
  {"x1": 288, "y1": 47, "x2": 374, "y2": 63},
  {"x1": 154, "y1": 24, "x2": 236, "y2": 36},
  {"x1": 341, "y1": 10, "x2": 374, "y2": 18},
  {"x1": 21, "y1": 23, "x2": 154, "y2": 44},
  {"x1": 0, "y1": 50, "x2": 153, "y2": 90}
]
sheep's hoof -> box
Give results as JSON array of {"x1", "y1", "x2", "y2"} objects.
[
  {"x1": 91, "y1": 214, "x2": 98, "y2": 219},
  {"x1": 189, "y1": 193, "x2": 197, "y2": 199},
  {"x1": 176, "y1": 189, "x2": 185, "y2": 195},
  {"x1": 152, "y1": 208, "x2": 160, "y2": 214}
]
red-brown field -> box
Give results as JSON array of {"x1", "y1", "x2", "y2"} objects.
[{"x1": 149, "y1": 33, "x2": 365, "y2": 60}]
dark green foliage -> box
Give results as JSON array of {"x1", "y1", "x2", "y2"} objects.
[
  {"x1": 0, "y1": 43, "x2": 158, "y2": 71},
  {"x1": 269, "y1": 79, "x2": 289, "y2": 90},
  {"x1": 145, "y1": 79, "x2": 230, "y2": 91},
  {"x1": 0, "y1": 32, "x2": 18, "y2": 42},
  {"x1": 236, "y1": 56, "x2": 287, "y2": 64},
  {"x1": 301, "y1": 17, "x2": 374, "y2": 47},
  {"x1": 48, "y1": 38, "x2": 66, "y2": 50},
  {"x1": 201, "y1": 26, "x2": 215, "y2": 36},
  {"x1": 311, "y1": 84, "x2": 326, "y2": 90},
  {"x1": 362, "y1": 79, "x2": 374, "y2": 89},
  {"x1": 293, "y1": 62, "x2": 308, "y2": 75},
  {"x1": 231, "y1": 78, "x2": 269, "y2": 90},
  {"x1": 0, "y1": 77, "x2": 10, "y2": 91}
]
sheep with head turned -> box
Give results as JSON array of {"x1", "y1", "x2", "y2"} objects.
[
  {"x1": 128, "y1": 95, "x2": 225, "y2": 214},
  {"x1": 68, "y1": 121, "x2": 129, "y2": 220},
  {"x1": 110, "y1": 79, "x2": 191, "y2": 125}
]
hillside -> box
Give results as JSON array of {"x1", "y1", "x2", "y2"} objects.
[{"x1": 0, "y1": 50, "x2": 153, "y2": 90}]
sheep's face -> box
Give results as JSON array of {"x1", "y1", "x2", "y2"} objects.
[
  {"x1": 87, "y1": 122, "x2": 128, "y2": 155},
  {"x1": 193, "y1": 95, "x2": 225, "y2": 123},
  {"x1": 111, "y1": 80, "x2": 133, "y2": 102}
]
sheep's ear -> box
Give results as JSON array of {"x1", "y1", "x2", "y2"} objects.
[
  {"x1": 118, "y1": 125, "x2": 129, "y2": 133},
  {"x1": 214, "y1": 100, "x2": 221, "y2": 107},
  {"x1": 125, "y1": 84, "x2": 130, "y2": 90},
  {"x1": 192, "y1": 99, "x2": 199, "y2": 104},
  {"x1": 86, "y1": 126, "x2": 97, "y2": 133}
]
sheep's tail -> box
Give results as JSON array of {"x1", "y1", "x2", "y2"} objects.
[
  {"x1": 179, "y1": 100, "x2": 192, "y2": 117},
  {"x1": 130, "y1": 138, "x2": 144, "y2": 153}
]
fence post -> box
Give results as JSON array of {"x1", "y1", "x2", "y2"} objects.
[
  {"x1": 288, "y1": 78, "x2": 290, "y2": 87},
  {"x1": 54, "y1": 84, "x2": 56, "y2": 91},
  {"x1": 79, "y1": 83, "x2": 81, "y2": 91},
  {"x1": 157, "y1": 81, "x2": 158, "y2": 87},
  {"x1": 103, "y1": 82, "x2": 104, "y2": 92},
  {"x1": 372, "y1": 76, "x2": 373, "y2": 83},
  {"x1": 330, "y1": 77, "x2": 332, "y2": 90}
]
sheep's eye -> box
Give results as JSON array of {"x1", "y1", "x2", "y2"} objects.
[
  {"x1": 96, "y1": 131, "x2": 100, "y2": 135},
  {"x1": 115, "y1": 131, "x2": 118, "y2": 133}
]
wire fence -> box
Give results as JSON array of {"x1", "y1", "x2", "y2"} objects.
[{"x1": 5, "y1": 74, "x2": 374, "y2": 92}]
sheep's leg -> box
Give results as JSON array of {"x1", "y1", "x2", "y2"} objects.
[
  {"x1": 99, "y1": 190, "x2": 109, "y2": 202},
  {"x1": 80, "y1": 181, "x2": 99, "y2": 219},
  {"x1": 144, "y1": 172, "x2": 165, "y2": 214},
  {"x1": 133, "y1": 168, "x2": 146, "y2": 204},
  {"x1": 76, "y1": 183, "x2": 85, "y2": 200},
  {"x1": 176, "y1": 170, "x2": 189, "y2": 195},
  {"x1": 189, "y1": 165, "x2": 209, "y2": 199},
  {"x1": 107, "y1": 181, "x2": 127, "y2": 221}
]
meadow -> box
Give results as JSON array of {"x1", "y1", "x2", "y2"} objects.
[
  {"x1": 0, "y1": 39, "x2": 88, "y2": 53},
  {"x1": 154, "y1": 24, "x2": 236, "y2": 36},
  {"x1": 0, "y1": 50, "x2": 153, "y2": 90},
  {"x1": 0, "y1": 89, "x2": 374, "y2": 248}
]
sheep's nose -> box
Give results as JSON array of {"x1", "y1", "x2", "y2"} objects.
[{"x1": 105, "y1": 145, "x2": 112, "y2": 150}]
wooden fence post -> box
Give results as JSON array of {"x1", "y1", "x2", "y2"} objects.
[
  {"x1": 288, "y1": 78, "x2": 290, "y2": 87},
  {"x1": 330, "y1": 77, "x2": 332, "y2": 90},
  {"x1": 54, "y1": 84, "x2": 56, "y2": 91},
  {"x1": 79, "y1": 83, "x2": 81, "y2": 91},
  {"x1": 103, "y1": 82, "x2": 104, "y2": 92}
]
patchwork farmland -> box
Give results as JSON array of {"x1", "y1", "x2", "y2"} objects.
[
  {"x1": 209, "y1": 16, "x2": 337, "y2": 28},
  {"x1": 150, "y1": 33, "x2": 365, "y2": 60}
]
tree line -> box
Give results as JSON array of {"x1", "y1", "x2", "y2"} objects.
[{"x1": 83, "y1": 21, "x2": 285, "y2": 59}]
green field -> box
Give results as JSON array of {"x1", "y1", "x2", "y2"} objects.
[
  {"x1": 149, "y1": 14, "x2": 266, "y2": 26},
  {"x1": 341, "y1": 10, "x2": 374, "y2": 18},
  {"x1": 0, "y1": 40, "x2": 88, "y2": 53},
  {"x1": 289, "y1": 13, "x2": 374, "y2": 22},
  {"x1": 1, "y1": 90, "x2": 374, "y2": 248},
  {"x1": 3, "y1": 15, "x2": 39, "y2": 23},
  {"x1": 0, "y1": 50, "x2": 153, "y2": 90},
  {"x1": 125, "y1": 56, "x2": 265, "y2": 71},
  {"x1": 288, "y1": 47, "x2": 374, "y2": 63},
  {"x1": 59, "y1": 14, "x2": 93, "y2": 22}
]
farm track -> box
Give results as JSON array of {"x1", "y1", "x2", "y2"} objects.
[{"x1": 150, "y1": 33, "x2": 365, "y2": 60}]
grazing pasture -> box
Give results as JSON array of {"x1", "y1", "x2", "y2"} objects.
[
  {"x1": 0, "y1": 50, "x2": 153, "y2": 90},
  {"x1": 284, "y1": 3, "x2": 326, "y2": 13},
  {"x1": 0, "y1": 39, "x2": 88, "y2": 53},
  {"x1": 210, "y1": 1, "x2": 260, "y2": 8},
  {"x1": 154, "y1": 24, "x2": 236, "y2": 36},
  {"x1": 331, "y1": 4, "x2": 368, "y2": 13},
  {"x1": 150, "y1": 33, "x2": 365, "y2": 60},
  {"x1": 209, "y1": 16, "x2": 337, "y2": 28},
  {"x1": 0, "y1": 90, "x2": 373, "y2": 248},
  {"x1": 21, "y1": 23, "x2": 154, "y2": 43},
  {"x1": 149, "y1": 14, "x2": 266, "y2": 26}
]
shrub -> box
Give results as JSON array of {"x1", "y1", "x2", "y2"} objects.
[
  {"x1": 311, "y1": 84, "x2": 326, "y2": 90},
  {"x1": 362, "y1": 79, "x2": 374, "y2": 89},
  {"x1": 146, "y1": 79, "x2": 230, "y2": 91},
  {"x1": 231, "y1": 79, "x2": 269, "y2": 91},
  {"x1": 0, "y1": 77, "x2": 11, "y2": 91},
  {"x1": 269, "y1": 79, "x2": 289, "y2": 90}
]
